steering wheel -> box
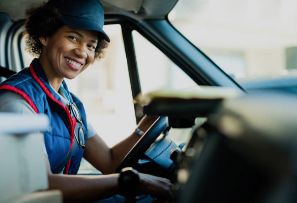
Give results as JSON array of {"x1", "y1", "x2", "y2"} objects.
[{"x1": 114, "y1": 116, "x2": 167, "y2": 173}]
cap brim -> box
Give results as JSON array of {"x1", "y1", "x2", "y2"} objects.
[{"x1": 61, "y1": 16, "x2": 110, "y2": 42}]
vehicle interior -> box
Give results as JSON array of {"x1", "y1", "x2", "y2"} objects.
[{"x1": 1, "y1": 0, "x2": 297, "y2": 203}]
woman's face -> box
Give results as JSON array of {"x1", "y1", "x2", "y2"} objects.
[{"x1": 41, "y1": 25, "x2": 98, "y2": 80}]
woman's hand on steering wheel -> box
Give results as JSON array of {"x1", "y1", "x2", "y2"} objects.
[{"x1": 139, "y1": 173, "x2": 174, "y2": 202}]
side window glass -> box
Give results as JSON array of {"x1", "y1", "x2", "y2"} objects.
[
  {"x1": 132, "y1": 31, "x2": 197, "y2": 146},
  {"x1": 132, "y1": 31, "x2": 198, "y2": 94}
]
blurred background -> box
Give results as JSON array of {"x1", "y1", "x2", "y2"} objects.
[{"x1": 171, "y1": 0, "x2": 297, "y2": 81}]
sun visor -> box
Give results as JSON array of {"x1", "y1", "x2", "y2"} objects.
[
  {"x1": 101, "y1": 0, "x2": 143, "y2": 13},
  {"x1": 101, "y1": 0, "x2": 178, "y2": 18}
]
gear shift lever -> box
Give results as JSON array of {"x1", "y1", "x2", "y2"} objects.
[{"x1": 118, "y1": 167, "x2": 140, "y2": 203}]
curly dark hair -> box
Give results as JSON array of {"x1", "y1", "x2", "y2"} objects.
[{"x1": 24, "y1": 2, "x2": 109, "y2": 59}]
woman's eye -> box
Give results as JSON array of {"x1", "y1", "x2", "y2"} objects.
[
  {"x1": 88, "y1": 44, "x2": 96, "y2": 51},
  {"x1": 68, "y1": 36, "x2": 78, "y2": 42}
]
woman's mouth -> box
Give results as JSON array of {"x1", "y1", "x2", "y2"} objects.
[{"x1": 65, "y1": 58, "x2": 83, "y2": 71}]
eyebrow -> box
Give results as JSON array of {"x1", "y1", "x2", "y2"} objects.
[{"x1": 66, "y1": 31, "x2": 98, "y2": 44}]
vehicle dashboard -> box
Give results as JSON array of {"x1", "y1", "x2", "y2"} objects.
[{"x1": 140, "y1": 88, "x2": 297, "y2": 203}]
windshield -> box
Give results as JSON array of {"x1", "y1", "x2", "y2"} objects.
[{"x1": 169, "y1": 0, "x2": 297, "y2": 87}]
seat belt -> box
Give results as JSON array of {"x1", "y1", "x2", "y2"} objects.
[
  {"x1": 52, "y1": 124, "x2": 79, "y2": 174},
  {"x1": 0, "y1": 66, "x2": 16, "y2": 78}
]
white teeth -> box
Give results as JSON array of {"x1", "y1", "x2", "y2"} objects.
[{"x1": 66, "y1": 58, "x2": 82, "y2": 68}]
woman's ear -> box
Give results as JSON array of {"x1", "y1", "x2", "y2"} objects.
[{"x1": 39, "y1": 37, "x2": 48, "y2": 46}]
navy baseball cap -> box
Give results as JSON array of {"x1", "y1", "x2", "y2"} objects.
[{"x1": 47, "y1": 0, "x2": 110, "y2": 42}]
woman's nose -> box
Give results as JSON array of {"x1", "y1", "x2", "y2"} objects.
[{"x1": 74, "y1": 45, "x2": 87, "y2": 58}]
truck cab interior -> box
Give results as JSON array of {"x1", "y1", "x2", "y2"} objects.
[{"x1": 1, "y1": 0, "x2": 297, "y2": 203}]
